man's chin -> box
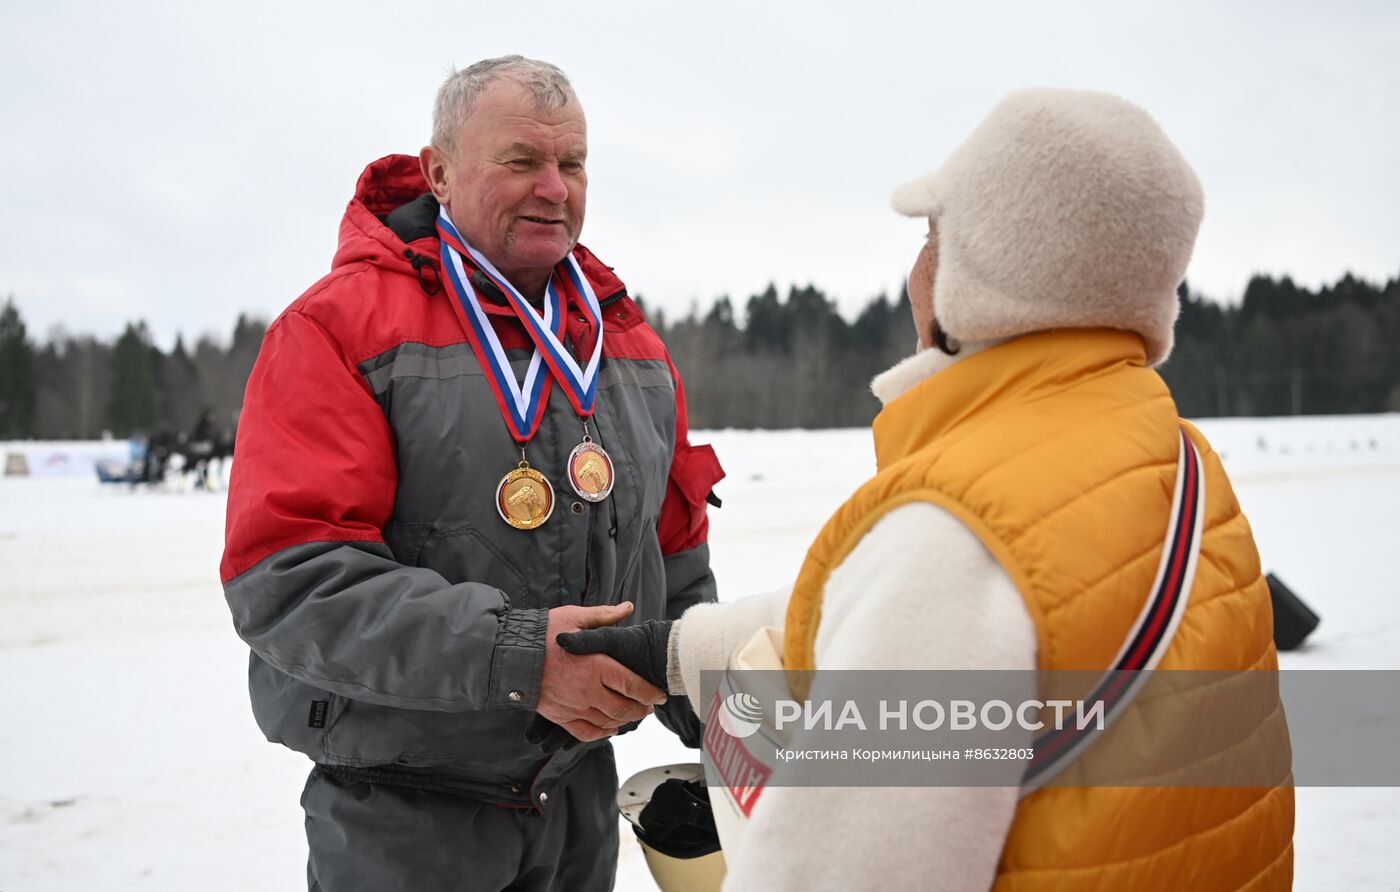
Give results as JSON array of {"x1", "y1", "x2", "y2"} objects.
[{"x1": 505, "y1": 238, "x2": 576, "y2": 271}]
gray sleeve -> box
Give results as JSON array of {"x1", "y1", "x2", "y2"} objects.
[
  {"x1": 655, "y1": 542, "x2": 717, "y2": 746},
  {"x1": 220, "y1": 311, "x2": 546, "y2": 714},
  {"x1": 225, "y1": 540, "x2": 546, "y2": 712},
  {"x1": 663, "y1": 541, "x2": 717, "y2": 619}
]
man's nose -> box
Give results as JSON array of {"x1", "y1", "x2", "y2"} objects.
[{"x1": 533, "y1": 164, "x2": 568, "y2": 205}]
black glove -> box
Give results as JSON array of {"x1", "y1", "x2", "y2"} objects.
[
  {"x1": 525, "y1": 715, "x2": 644, "y2": 755},
  {"x1": 655, "y1": 695, "x2": 705, "y2": 748},
  {"x1": 524, "y1": 715, "x2": 579, "y2": 754},
  {"x1": 556, "y1": 619, "x2": 673, "y2": 693}
]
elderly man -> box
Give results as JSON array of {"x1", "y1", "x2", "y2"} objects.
[
  {"x1": 221, "y1": 56, "x2": 724, "y2": 891},
  {"x1": 565, "y1": 88, "x2": 1293, "y2": 890}
]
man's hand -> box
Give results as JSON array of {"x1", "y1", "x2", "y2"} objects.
[
  {"x1": 556, "y1": 618, "x2": 673, "y2": 693},
  {"x1": 525, "y1": 715, "x2": 642, "y2": 754},
  {"x1": 537, "y1": 602, "x2": 667, "y2": 743}
]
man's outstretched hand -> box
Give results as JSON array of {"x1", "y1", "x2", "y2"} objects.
[
  {"x1": 556, "y1": 617, "x2": 673, "y2": 693},
  {"x1": 557, "y1": 618, "x2": 707, "y2": 750},
  {"x1": 536, "y1": 602, "x2": 667, "y2": 744}
]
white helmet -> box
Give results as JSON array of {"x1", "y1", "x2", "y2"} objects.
[{"x1": 617, "y1": 763, "x2": 726, "y2": 892}]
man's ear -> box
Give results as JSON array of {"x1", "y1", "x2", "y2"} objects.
[{"x1": 420, "y1": 145, "x2": 449, "y2": 203}]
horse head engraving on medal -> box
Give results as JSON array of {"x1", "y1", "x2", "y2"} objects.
[
  {"x1": 504, "y1": 479, "x2": 548, "y2": 521},
  {"x1": 574, "y1": 455, "x2": 608, "y2": 494}
]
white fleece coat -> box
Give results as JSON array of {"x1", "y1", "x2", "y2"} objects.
[{"x1": 671, "y1": 345, "x2": 1038, "y2": 892}]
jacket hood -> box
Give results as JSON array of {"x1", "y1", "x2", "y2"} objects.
[
  {"x1": 332, "y1": 154, "x2": 438, "y2": 271},
  {"x1": 330, "y1": 154, "x2": 624, "y2": 298}
]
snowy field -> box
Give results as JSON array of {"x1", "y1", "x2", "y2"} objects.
[{"x1": 3, "y1": 416, "x2": 1400, "y2": 890}]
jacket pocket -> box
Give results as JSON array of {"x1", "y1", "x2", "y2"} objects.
[
  {"x1": 669, "y1": 443, "x2": 725, "y2": 510},
  {"x1": 658, "y1": 443, "x2": 726, "y2": 554},
  {"x1": 248, "y1": 654, "x2": 345, "y2": 762},
  {"x1": 416, "y1": 526, "x2": 528, "y2": 603},
  {"x1": 383, "y1": 521, "x2": 432, "y2": 566}
]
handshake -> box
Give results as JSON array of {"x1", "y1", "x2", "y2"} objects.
[{"x1": 527, "y1": 602, "x2": 686, "y2": 753}]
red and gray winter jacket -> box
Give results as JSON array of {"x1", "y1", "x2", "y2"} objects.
[{"x1": 220, "y1": 155, "x2": 723, "y2": 803}]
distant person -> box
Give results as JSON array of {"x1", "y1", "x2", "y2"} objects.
[
  {"x1": 191, "y1": 408, "x2": 216, "y2": 447},
  {"x1": 563, "y1": 89, "x2": 1294, "y2": 890},
  {"x1": 220, "y1": 56, "x2": 723, "y2": 891},
  {"x1": 139, "y1": 429, "x2": 174, "y2": 486},
  {"x1": 189, "y1": 408, "x2": 217, "y2": 490}
]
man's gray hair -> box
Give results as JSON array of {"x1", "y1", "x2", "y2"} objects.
[{"x1": 432, "y1": 55, "x2": 578, "y2": 154}]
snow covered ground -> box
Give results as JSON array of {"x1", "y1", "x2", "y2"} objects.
[{"x1": 3, "y1": 415, "x2": 1398, "y2": 890}]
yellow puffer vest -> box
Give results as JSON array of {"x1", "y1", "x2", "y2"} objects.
[{"x1": 784, "y1": 329, "x2": 1293, "y2": 890}]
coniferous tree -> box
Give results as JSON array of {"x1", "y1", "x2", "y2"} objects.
[
  {"x1": 161, "y1": 333, "x2": 202, "y2": 432},
  {"x1": 743, "y1": 284, "x2": 787, "y2": 354},
  {"x1": 106, "y1": 321, "x2": 160, "y2": 436},
  {"x1": 34, "y1": 331, "x2": 112, "y2": 440},
  {"x1": 0, "y1": 297, "x2": 38, "y2": 438}
]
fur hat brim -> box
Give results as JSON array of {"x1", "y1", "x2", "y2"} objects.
[
  {"x1": 890, "y1": 173, "x2": 940, "y2": 219},
  {"x1": 890, "y1": 88, "x2": 1203, "y2": 367}
]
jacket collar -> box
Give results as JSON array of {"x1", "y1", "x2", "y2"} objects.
[
  {"x1": 384, "y1": 192, "x2": 440, "y2": 243},
  {"x1": 331, "y1": 155, "x2": 627, "y2": 310},
  {"x1": 870, "y1": 337, "x2": 1000, "y2": 405},
  {"x1": 870, "y1": 329, "x2": 1148, "y2": 470}
]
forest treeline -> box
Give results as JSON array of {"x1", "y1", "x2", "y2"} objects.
[
  {"x1": 657, "y1": 271, "x2": 1400, "y2": 429},
  {"x1": 0, "y1": 270, "x2": 1396, "y2": 440},
  {"x1": 0, "y1": 312, "x2": 265, "y2": 441}
]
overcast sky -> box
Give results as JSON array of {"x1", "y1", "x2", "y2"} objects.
[{"x1": 2, "y1": 0, "x2": 1397, "y2": 350}]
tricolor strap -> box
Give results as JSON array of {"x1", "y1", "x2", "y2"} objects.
[
  {"x1": 1020, "y1": 427, "x2": 1206, "y2": 795},
  {"x1": 438, "y1": 209, "x2": 605, "y2": 419},
  {"x1": 436, "y1": 212, "x2": 568, "y2": 442}
]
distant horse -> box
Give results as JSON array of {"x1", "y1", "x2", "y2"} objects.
[
  {"x1": 179, "y1": 428, "x2": 235, "y2": 491},
  {"x1": 177, "y1": 409, "x2": 236, "y2": 491},
  {"x1": 98, "y1": 424, "x2": 234, "y2": 491}
]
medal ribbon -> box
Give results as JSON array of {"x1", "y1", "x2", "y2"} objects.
[
  {"x1": 437, "y1": 208, "x2": 605, "y2": 418},
  {"x1": 437, "y1": 212, "x2": 565, "y2": 443}
]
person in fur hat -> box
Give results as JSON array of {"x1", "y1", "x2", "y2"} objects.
[{"x1": 559, "y1": 88, "x2": 1294, "y2": 890}]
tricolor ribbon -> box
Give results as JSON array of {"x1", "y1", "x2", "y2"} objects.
[
  {"x1": 438, "y1": 209, "x2": 605, "y2": 421},
  {"x1": 437, "y1": 212, "x2": 566, "y2": 443},
  {"x1": 1019, "y1": 428, "x2": 1206, "y2": 795}
]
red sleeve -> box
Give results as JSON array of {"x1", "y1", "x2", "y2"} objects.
[
  {"x1": 656, "y1": 355, "x2": 725, "y2": 556},
  {"x1": 220, "y1": 310, "x2": 397, "y2": 583}
]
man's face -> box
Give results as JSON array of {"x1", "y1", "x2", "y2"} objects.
[{"x1": 424, "y1": 80, "x2": 588, "y2": 287}]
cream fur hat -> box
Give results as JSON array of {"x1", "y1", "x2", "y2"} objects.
[{"x1": 892, "y1": 88, "x2": 1204, "y2": 366}]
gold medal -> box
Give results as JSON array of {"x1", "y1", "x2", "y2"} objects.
[
  {"x1": 568, "y1": 437, "x2": 615, "y2": 502},
  {"x1": 496, "y1": 460, "x2": 555, "y2": 530}
]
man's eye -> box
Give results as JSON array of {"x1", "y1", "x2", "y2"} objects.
[
  {"x1": 508, "y1": 158, "x2": 534, "y2": 169},
  {"x1": 561, "y1": 162, "x2": 584, "y2": 173}
]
